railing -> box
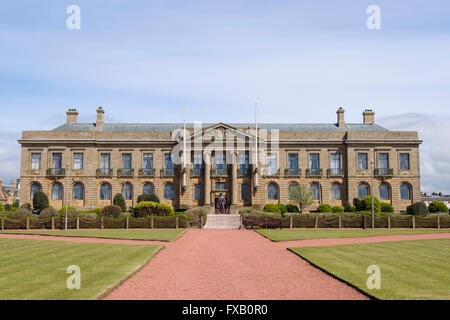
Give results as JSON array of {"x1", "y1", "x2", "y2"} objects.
[
  {"x1": 96, "y1": 168, "x2": 113, "y2": 177},
  {"x1": 238, "y1": 168, "x2": 250, "y2": 176},
  {"x1": 117, "y1": 168, "x2": 134, "y2": 177},
  {"x1": 46, "y1": 168, "x2": 65, "y2": 176},
  {"x1": 211, "y1": 167, "x2": 228, "y2": 176},
  {"x1": 327, "y1": 168, "x2": 344, "y2": 176},
  {"x1": 284, "y1": 168, "x2": 301, "y2": 176},
  {"x1": 191, "y1": 166, "x2": 204, "y2": 176},
  {"x1": 262, "y1": 168, "x2": 280, "y2": 176},
  {"x1": 161, "y1": 168, "x2": 175, "y2": 176},
  {"x1": 305, "y1": 168, "x2": 322, "y2": 177},
  {"x1": 374, "y1": 168, "x2": 393, "y2": 176},
  {"x1": 139, "y1": 168, "x2": 155, "y2": 177}
]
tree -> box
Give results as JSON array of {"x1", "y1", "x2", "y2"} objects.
[
  {"x1": 288, "y1": 183, "x2": 313, "y2": 213},
  {"x1": 113, "y1": 193, "x2": 126, "y2": 212},
  {"x1": 33, "y1": 191, "x2": 49, "y2": 212}
]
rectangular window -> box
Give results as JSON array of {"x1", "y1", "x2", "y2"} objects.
[
  {"x1": 73, "y1": 153, "x2": 83, "y2": 170},
  {"x1": 31, "y1": 153, "x2": 41, "y2": 170},
  {"x1": 52, "y1": 153, "x2": 62, "y2": 169},
  {"x1": 101, "y1": 153, "x2": 110, "y2": 169},
  {"x1": 379, "y1": 153, "x2": 389, "y2": 169},
  {"x1": 122, "y1": 153, "x2": 132, "y2": 169},
  {"x1": 165, "y1": 153, "x2": 174, "y2": 175},
  {"x1": 241, "y1": 184, "x2": 248, "y2": 200},
  {"x1": 358, "y1": 153, "x2": 368, "y2": 170},
  {"x1": 194, "y1": 184, "x2": 201, "y2": 200},
  {"x1": 215, "y1": 182, "x2": 227, "y2": 190},
  {"x1": 215, "y1": 153, "x2": 226, "y2": 174},
  {"x1": 238, "y1": 153, "x2": 249, "y2": 175},
  {"x1": 309, "y1": 153, "x2": 319, "y2": 175},
  {"x1": 288, "y1": 153, "x2": 298, "y2": 173},
  {"x1": 143, "y1": 153, "x2": 153, "y2": 169},
  {"x1": 193, "y1": 152, "x2": 203, "y2": 175},
  {"x1": 267, "y1": 153, "x2": 278, "y2": 175},
  {"x1": 400, "y1": 153, "x2": 410, "y2": 170},
  {"x1": 330, "y1": 153, "x2": 341, "y2": 174}
]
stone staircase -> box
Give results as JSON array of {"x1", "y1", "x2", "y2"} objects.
[{"x1": 203, "y1": 214, "x2": 242, "y2": 229}]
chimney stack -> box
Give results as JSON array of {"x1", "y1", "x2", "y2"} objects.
[
  {"x1": 336, "y1": 107, "x2": 345, "y2": 127},
  {"x1": 66, "y1": 109, "x2": 79, "y2": 124},
  {"x1": 363, "y1": 109, "x2": 375, "y2": 124},
  {"x1": 96, "y1": 107, "x2": 105, "y2": 127}
]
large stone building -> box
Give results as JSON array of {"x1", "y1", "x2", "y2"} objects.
[{"x1": 18, "y1": 107, "x2": 421, "y2": 211}]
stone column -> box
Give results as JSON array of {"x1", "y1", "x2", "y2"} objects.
[
  {"x1": 231, "y1": 152, "x2": 238, "y2": 205},
  {"x1": 204, "y1": 154, "x2": 211, "y2": 206}
]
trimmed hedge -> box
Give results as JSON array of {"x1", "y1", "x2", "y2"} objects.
[
  {"x1": 134, "y1": 201, "x2": 174, "y2": 217},
  {"x1": 406, "y1": 202, "x2": 429, "y2": 217},
  {"x1": 381, "y1": 203, "x2": 394, "y2": 213},
  {"x1": 113, "y1": 193, "x2": 126, "y2": 212},
  {"x1": 137, "y1": 193, "x2": 160, "y2": 204},
  {"x1": 40, "y1": 208, "x2": 58, "y2": 218},
  {"x1": 263, "y1": 203, "x2": 287, "y2": 214},
  {"x1": 428, "y1": 200, "x2": 449, "y2": 213},
  {"x1": 58, "y1": 206, "x2": 76, "y2": 215},
  {"x1": 285, "y1": 203, "x2": 300, "y2": 213},
  {"x1": 33, "y1": 191, "x2": 49, "y2": 212},
  {"x1": 100, "y1": 205, "x2": 122, "y2": 218},
  {"x1": 332, "y1": 206, "x2": 344, "y2": 213},
  {"x1": 317, "y1": 203, "x2": 332, "y2": 213},
  {"x1": 356, "y1": 196, "x2": 381, "y2": 213}
]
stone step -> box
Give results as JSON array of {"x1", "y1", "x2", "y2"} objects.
[{"x1": 203, "y1": 214, "x2": 242, "y2": 229}]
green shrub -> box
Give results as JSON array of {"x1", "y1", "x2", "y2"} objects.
[
  {"x1": 4, "y1": 204, "x2": 11, "y2": 211},
  {"x1": 276, "y1": 203, "x2": 287, "y2": 214},
  {"x1": 185, "y1": 207, "x2": 208, "y2": 227},
  {"x1": 40, "y1": 208, "x2": 58, "y2": 218},
  {"x1": 381, "y1": 202, "x2": 394, "y2": 213},
  {"x1": 343, "y1": 201, "x2": 351, "y2": 212},
  {"x1": 356, "y1": 196, "x2": 381, "y2": 213},
  {"x1": 263, "y1": 203, "x2": 282, "y2": 213},
  {"x1": 100, "y1": 205, "x2": 122, "y2": 218},
  {"x1": 134, "y1": 201, "x2": 174, "y2": 218},
  {"x1": 58, "y1": 206, "x2": 77, "y2": 215},
  {"x1": 428, "y1": 200, "x2": 449, "y2": 213},
  {"x1": 317, "y1": 203, "x2": 332, "y2": 213},
  {"x1": 79, "y1": 212, "x2": 98, "y2": 220},
  {"x1": 113, "y1": 193, "x2": 126, "y2": 211},
  {"x1": 33, "y1": 191, "x2": 49, "y2": 212},
  {"x1": 12, "y1": 200, "x2": 19, "y2": 210},
  {"x1": 92, "y1": 208, "x2": 101, "y2": 215},
  {"x1": 20, "y1": 203, "x2": 32, "y2": 210},
  {"x1": 0, "y1": 203, "x2": 4, "y2": 212},
  {"x1": 59, "y1": 210, "x2": 79, "y2": 220},
  {"x1": 13, "y1": 208, "x2": 32, "y2": 220},
  {"x1": 406, "y1": 202, "x2": 428, "y2": 217},
  {"x1": 332, "y1": 206, "x2": 344, "y2": 213},
  {"x1": 137, "y1": 193, "x2": 160, "y2": 204},
  {"x1": 353, "y1": 198, "x2": 360, "y2": 208},
  {"x1": 285, "y1": 203, "x2": 300, "y2": 213}
]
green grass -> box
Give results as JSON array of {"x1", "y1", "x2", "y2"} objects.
[
  {"x1": 0, "y1": 238, "x2": 162, "y2": 299},
  {"x1": 256, "y1": 228, "x2": 450, "y2": 241},
  {"x1": 290, "y1": 239, "x2": 450, "y2": 300},
  {"x1": 0, "y1": 229, "x2": 186, "y2": 241}
]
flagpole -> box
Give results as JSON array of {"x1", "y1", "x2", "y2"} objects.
[
  {"x1": 255, "y1": 103, "x2": 258, "y2": 190},
  {"x1": 183, "y1": 104, "x2": 187, "y2": 189}
]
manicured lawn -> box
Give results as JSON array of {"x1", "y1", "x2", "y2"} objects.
[
  {"x1": 290, "y1": 239, "x2": 450, "y2": 300},
  {"x1": 0, "y1": 238, "x2": 162, "y2": 299},
  {"x1": 256, "y1": 228, "x2": 450, "y2": 241},
  {"x1": 0, "y1": 229, "x2": 186, "y2": 241}
]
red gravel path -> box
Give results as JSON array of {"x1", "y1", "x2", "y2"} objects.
[{"x1": 2, "y1": 230, "x2": 448, "y2": 300}]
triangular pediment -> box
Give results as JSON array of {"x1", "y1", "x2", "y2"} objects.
[{"x1": 195, "y1": 122, "x2": 262, "y2": 142}]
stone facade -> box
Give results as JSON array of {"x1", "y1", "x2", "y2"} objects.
[{"x1": 18, "y1": 108, "x2": 422, "y2": 212}]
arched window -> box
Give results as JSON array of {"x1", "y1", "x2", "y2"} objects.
[
  {"x1": 121, "y1": 182, "x2": 133, "y2": 200},
  {"x1": 164, "y1": 183, "x2": 175, "y2": 200},
  {"x1": 267, "y1": 183, "x2": 278, "y2": 200},
  {"x1": 51, "y1": 183, "x2": 63, "y2": 200},
  {"x1": 100, "y1": 183, "x2": 111, "y2": 200},
  {"x1": 73, "y1": 183, "x2": 84, "y2": 200},
  {"x1": 143, "y1": 183, "x2": 154, "y2": 195},
  {"x1": 310, "y1": 183, "x2": 320, "y2": 200},
  {"x1": 400, "y1": 183, "x2": 411, "y2": 200},
  {"x1": 288, "y1": 182, "x2": 298, "y2": 200},
  {"x1": 331, "y1": 183, "x2": 341, "y2": 200},
  {"x1": 379, "y1": 183, "x2": 390, "y2": 200},
  {"x1": 358, "y1": 183, "x2": 369, "y2": 198},
  {"x1": 30, "y1": 183, "x2": 41, "y2": 200}
]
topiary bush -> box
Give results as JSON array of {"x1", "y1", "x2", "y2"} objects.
[
  {"x1": 0, "y1": 203, "x2": 4, "y2": 212},
  {"x1": 285, "y1": 203, "x2": 300, "y2": 213},
  {"x1": 100, "y1": 205, "x2": 122, "y2": 218},
  {"x1": 13, "y1": 208, "x2": 32, "y2": 220},
  {"x1": 58, "y1": 206, "x2": 76, "y2": 215},
  {"x1": 263, "y1": 203, "x2": 282, "y2": 213},
  {"x1": 137, "y1": 193, "x2": 160, "y2": 204},
  {"x1": 40, "y1": 208, "x2": 58, "y2": 218},
  {"x1": 113, "y1": 193, "x2": 126, "y2": 211},
  {"x1": 317, "y1": 203, "x2": 333, "y2": 213},
  {"x1": 185, "y1": 207, "x2": 208, "y2": 227},
  {"x1": 33, "y1": 191, "x2": 49, "y2": 212},
  {"x1": 343, "y1": 201, "x2": 352, "y2": 212},
  {"x1": 92, "y1": 208, "x2": 101, "y2": 215},
  {"x1": 134, "y1": 201, "x2": 174, "y2": 218},
  {"x1": 428, "y1": 200, "x2": 449, "y2": 213},
  {"x1": 276, "y1": 203, "x2": 287, "y2": 215},
  {"x1": 332, "y1": 206, "x2": 344, "y2": 213},
  {"x1": 407, "y1": 202, "x2": 429, "y2": 217},
  {"x1": 353, "y1": 198, "x2": 360, "y2": 208},
  {"x1": 356, "y1": 196, "x2": 381, "y2": 213},
  {"x1": 381, "y1": 202, "x2": 394, "y2": 213},
  {"x1": 20, "y1": 203, "x2": 32, "y2": 211},
  {"x1": 59, "y1": 210, "x2": 79, "y2": 220}
]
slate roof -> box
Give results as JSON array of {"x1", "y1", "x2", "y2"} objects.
[{"x1": 53, "y1": 123, "x2": 388, "y2": 132}]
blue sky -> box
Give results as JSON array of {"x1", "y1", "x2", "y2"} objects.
[{"x1": 0, "y1": 1, "x2": 449, "y2": 193}]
